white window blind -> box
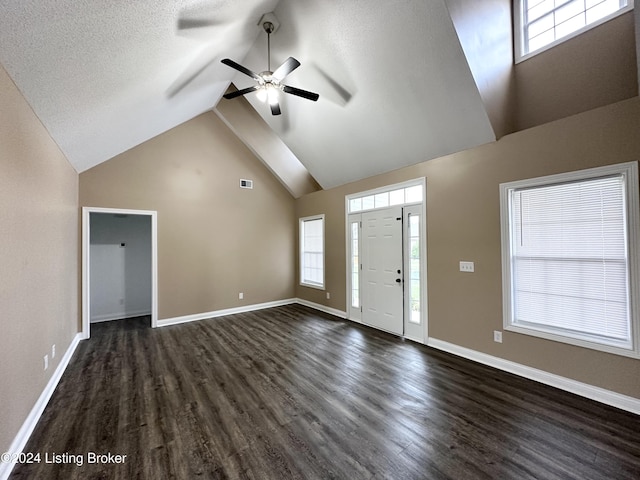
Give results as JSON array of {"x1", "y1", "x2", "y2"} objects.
[
  {"x1": 300, "y1": 216, "x2": 324, "y2": 288},
  {"x1": 509, "y1": 174, "x2": 632, "y2": 348}
]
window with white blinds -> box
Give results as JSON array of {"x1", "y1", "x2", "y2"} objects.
[
  {"x1": 300, "y1": 215, "x2": 325, "y2": 289},
  {"x1": 500, "y1": 162, "x2": 640, "y2": 356}
]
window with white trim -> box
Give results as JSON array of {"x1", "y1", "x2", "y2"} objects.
[
  {"x1": 348, "y1": 184, "x2": 422, "y2": 213},
  {"x1": 500, "y1": 162, "x2": 640, "y2": 357},
  {"x1": 300, "y1": 215, "x2": 325, "y2": 289},
  {"x1": 515, "y1": 0, "x2": 634, "y2": 61}
]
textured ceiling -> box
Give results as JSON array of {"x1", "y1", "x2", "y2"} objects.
[
  {"x1": 0, "y1": 0, "x2": 278, "y2": 172},
  {"x1": 238, "y1": 0, "x2": 496, "y2": 188},
  {"x1": 0, "y1": 0, "x2": 496, "y2": 189}
]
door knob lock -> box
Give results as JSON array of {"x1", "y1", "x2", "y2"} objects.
[{"x1": 395, "y1": 278, "x2": 401, "y2": 283}]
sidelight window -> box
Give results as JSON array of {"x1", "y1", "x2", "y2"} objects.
[
  {"x1": 408, "y1": 213, "x2": 421, "y2": 324},
  {"x1": 350, "y1": 221, "x2": 360, "y2": 309}
]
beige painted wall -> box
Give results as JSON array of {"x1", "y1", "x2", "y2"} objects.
[
  {"x1": 446, "y1": 0, "x2": 516, "y2": 138},
  {"x1": 296, "y1": 96, "x2": 640, "y2": 399},
  {"x1": 516, "y1": 12, "x2": 638, "y2": 131},
  {"x1": 0, "y1": 65, "x2": 79, "y2": 453},
  {"x1": 80, "y1": 112, "x2": 296, "y2": 320},
  {"x1": 636, "y1": 4, "x2": 640, "y2": 93},
  {"x1": 444, "y1": 2, "x2": 637, "y2": 138},
  {"x1": 215, "y1": 94, "x2": 321, "y2": 198}
]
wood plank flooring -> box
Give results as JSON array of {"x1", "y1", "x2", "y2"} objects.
[{"x1": 9, "y1": 304, "x2": 640, "y2": 479}]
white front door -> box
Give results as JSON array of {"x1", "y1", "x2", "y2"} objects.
[{"x1": 361, "y1": 206, "x2": 404, "y2": 335}]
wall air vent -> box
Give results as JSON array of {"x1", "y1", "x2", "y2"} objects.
[{"x1": 240, "y1": 179, "x2": 253, "y2": 189}]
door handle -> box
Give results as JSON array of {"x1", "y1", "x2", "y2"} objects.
[{"x1": 395, "y1": 278, "x2": 402, "y2": 283}]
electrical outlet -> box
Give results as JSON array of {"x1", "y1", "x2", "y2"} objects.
[
  {"x1": 52, "y1": 344, "x2": 56, "y2": 359},
  {"x1": 494, "y1": 331, "x2": 503, "y2": 343},
  {"x1": 239, "y1": 292, "x2": 244, "y2": 300},
  {"x1": 326, "y1": 292, "x2": 331, "y2": 299},
  {"x1": 459, "y1": 261, "x2": 475, "y2": 272},
  {"x1": 44, "y1": 354, "x2": 49, "y2": 370}
]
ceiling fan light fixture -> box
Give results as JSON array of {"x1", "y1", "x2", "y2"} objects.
[
  {"x1": 220, "y1": 12, "x2": 319, "y2": 115},
  {"x1": 256, "y1": 83, "x2": 280, "y2": 105},
  {"x1": 267, "y1": 85, "x2": 280, "y2": 105},
  {"x1": 256, "y1": 87, "x2": 267, "y2": 103}
]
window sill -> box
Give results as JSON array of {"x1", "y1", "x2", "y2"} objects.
[{"x1": 504, "y1": 324, "x2": 639, "y2": 359}]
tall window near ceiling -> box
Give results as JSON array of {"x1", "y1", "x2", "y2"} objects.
[
  {"x1": 515, "y1": 0, "x2": 634, "y2": 60},
  {"x1": 300, "y1": 215, "x2": 325, "y2": 289},
  {"x1": 500, "y1": 162, "x2": 640, "y2": 357}
]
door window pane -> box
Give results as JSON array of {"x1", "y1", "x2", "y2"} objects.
[
  {"x1": 389, "y1": 189, "x2": 405, "y2": 206},
  {"x1": 405, "y1": 185, "x2": 423, "y2": 203},
  {"x1": 408, "y1": 214, "x2": 421, "y2": 324},
  {"x1": 374, "y1": 192, "x2": 389, "y2": 208},
  {"x1": 362, "y1": 195, "x2": 375, "y2": 210},
  {"x1": 351, "y1": 222, "x2": 360, "y2": 308}
]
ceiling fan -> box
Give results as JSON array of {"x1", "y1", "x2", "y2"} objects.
[{"x1": 221, "y1": 16, "x2": 319, "y2": 116}]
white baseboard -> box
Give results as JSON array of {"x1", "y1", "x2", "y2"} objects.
[
  {"x1": 90, "y1": 309, "x2": 152, "y2": 323},
  {"x1": 295, "y1": 298, "x2": 347, "y2": 318},
  {"x1": 428, "y1": 338, "x2": 640, "y2": 416},
  {"x1": 0, "y1": 333, "x2": 82, "y2": 480},
  {"x1": 157, "y1": 298, "x2": 298, "y2": 327}
]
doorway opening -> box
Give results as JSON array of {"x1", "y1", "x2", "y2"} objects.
[
  {"x1": 346, "y1": 179, "x2": 427, "y2": 343},
  {"x1": 82, "y1": 207, "x2": 158, "y2": 339}
]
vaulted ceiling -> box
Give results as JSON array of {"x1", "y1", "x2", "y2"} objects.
[{"x1": 0, "y1": 0, "x2": 502, "y2": 191}]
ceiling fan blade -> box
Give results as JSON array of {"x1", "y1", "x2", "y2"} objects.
[
  {"x1": 167, "y1": 50, "x2": 218, "y2": 98},
  {"x1": 272, "y1": 57, "x2": 301, "y2": 81},
  {"x1": 270, "y1": 101, "x2": 282, "y2": 116},
  {"x1": 223, "y1": 85, "x2": 260, "y2": 99},
  {"x1": 177, "y1": 18, "x2": 223, "y2": 30},
  {"x1": 283, "y1": 85, "x2": 320, "y2": 102},
  {"x1": 221, "y1": 59, "x2": 261, "y2": 81}
]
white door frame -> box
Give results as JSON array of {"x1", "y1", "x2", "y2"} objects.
[
  {"x1": 82, "y1": 207, "x2": 158, "y2": 339},
  {"x1": 345, "y1": 178, "x2": 427, "y2": 343}
]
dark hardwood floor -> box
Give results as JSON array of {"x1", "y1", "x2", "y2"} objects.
[{"x1": 10, "y1": 304, "x2": 640, "y2": 479}]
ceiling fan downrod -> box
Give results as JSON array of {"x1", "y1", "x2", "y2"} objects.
[{"x1": 263, "y1": 21, "x2": 274, "y2": 73}]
